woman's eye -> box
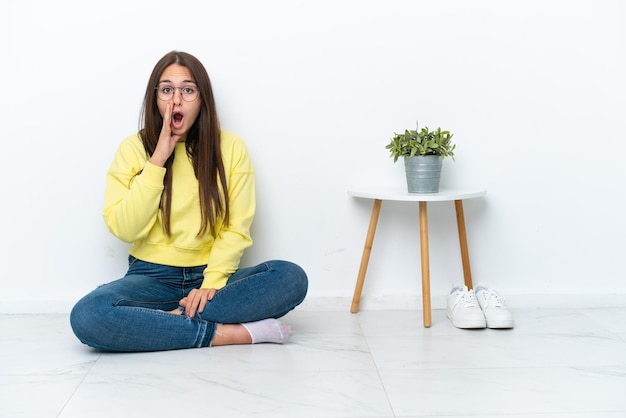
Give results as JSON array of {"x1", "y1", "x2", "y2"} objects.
[{"x1": 183, "y1": 87, "x2": 195, "y2": 94}]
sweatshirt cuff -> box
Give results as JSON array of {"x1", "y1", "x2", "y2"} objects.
[{"x1": 201, "y1": 272, "x2": 229, "y2": 290}]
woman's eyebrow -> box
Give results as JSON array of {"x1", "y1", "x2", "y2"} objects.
[{"x1": 158, "y1": 79, "x2": 197, "y2": 85}]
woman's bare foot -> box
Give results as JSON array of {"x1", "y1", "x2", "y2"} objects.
[
  {"x1": 167, "y1": 307, "x2": 183, "y2": 315},
  {"x1": 211, "y1": 324, "x2": 253, "y2": 346}
]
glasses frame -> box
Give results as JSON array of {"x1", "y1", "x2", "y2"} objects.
[{"x1": 154, "y1": 84, "x2": 199, "y2": 102}]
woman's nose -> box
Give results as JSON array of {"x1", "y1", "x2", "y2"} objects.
[{"x1": 172, "y1": 89, "x2": 183, "y2": 104}]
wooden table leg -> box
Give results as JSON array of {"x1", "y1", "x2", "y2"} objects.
[
  {"x1": 419, "y1": 201, "x2": 432, "y2": 328},
  {"x1": 351, "y1": 199, "x2": 382, "y2": 313},
  {"x1": 454, "y1": 200, "x2": 474, "y2": 290}
]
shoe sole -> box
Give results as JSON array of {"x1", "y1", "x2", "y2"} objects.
[
  {"x1": 453, "y1": 321, "x2": 486, "y2": 329},
  {"x1": 486, "y1": 320, "x2": 514, "y2": 329},
  {"x1": 447, "y1": 312, "x2": 486, "y2": 329}
]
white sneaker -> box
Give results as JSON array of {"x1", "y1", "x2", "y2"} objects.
[
  {"x1": 474, "y1": 285, "x2": 514, "y2": 329},
  {"x1": 446, "y1": 285, "x2": 486, "y2": 329}
]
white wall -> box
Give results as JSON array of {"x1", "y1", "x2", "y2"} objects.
[{"x1": 2, "y1": 0, "x2": 625, "y2": 313}]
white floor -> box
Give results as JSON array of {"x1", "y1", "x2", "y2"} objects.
[{"x1": 2, "y1": 307, "x2": 626, "y2": 418}]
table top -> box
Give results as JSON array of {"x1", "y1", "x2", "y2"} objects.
[{"x1": 347, "y1": 186, "x2": 486, "y2": 202}]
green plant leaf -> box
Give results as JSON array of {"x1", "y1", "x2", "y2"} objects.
[{"x1": 385, "y1": 122, "x2": 456, "y2": 162}]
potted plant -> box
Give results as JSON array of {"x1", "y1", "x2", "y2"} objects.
[{"x1": 385, "y1": 122, "x2": 455, "y2": 193}]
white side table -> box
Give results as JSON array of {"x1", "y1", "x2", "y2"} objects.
[{"x1": 348, "y1": 186, "x2": 487, "y2": 327}]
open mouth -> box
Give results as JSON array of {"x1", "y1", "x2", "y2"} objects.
[{"x1": 172, "y1": 111, "x2": 184, "y2": 130}]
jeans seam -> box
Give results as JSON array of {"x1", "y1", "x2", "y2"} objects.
[{"x1": 112, "y1": 298, "x2": 180, "y2": 307}]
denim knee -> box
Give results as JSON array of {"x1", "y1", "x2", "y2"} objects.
[
  {"x1": 269, "y1": 259, "x2": 308, "y2": 305},
  {"x1": 70, "y1": 297, "x2": 90, "y2": 347}
]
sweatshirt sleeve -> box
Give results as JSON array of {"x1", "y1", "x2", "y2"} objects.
[
  {"x1": 201, "y1": 134, "x2": 255, "y2": 289},
  {"x1": 102, "y1": 135, "x2": 166, "y2": 243}
]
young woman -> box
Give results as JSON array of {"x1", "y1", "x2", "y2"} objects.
[{"x1": 70, "y1": 51, "x2": 308, "y2": 352}]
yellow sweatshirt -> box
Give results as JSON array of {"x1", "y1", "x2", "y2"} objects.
[{"x1": 102, "y1": 131, "x2": 255, "y2": 289}]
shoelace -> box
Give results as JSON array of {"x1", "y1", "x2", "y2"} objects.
[
  {"x1": 480, "y1": 289, "x2": 504, "y2": 309},
  {"x1": 458, "y1": 289, "x2": 479, "y2": 308}
]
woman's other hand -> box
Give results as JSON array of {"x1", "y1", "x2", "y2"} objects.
[{"x1": 179, "y1": 288, "x2": 217, "y2": 317}]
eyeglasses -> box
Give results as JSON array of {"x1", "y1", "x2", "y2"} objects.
[{"x1": 155, "y1": 85, "x2": 199, "y2": 102}]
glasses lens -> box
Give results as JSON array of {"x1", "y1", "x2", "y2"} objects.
[
  {"x1": 156, "y1": 86, "x2": 173, "y2": 101},
  {"x1": 181, "y1": 86, "x2": 198, "y2": 102}
]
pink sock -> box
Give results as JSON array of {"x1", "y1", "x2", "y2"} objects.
[{"x1": 241, "y1": 319, "x2": 293, "y2": 344}]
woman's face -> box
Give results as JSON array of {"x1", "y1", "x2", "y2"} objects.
[{"x1": 156, "y1": 64, "x2": 201, "y2": 141}]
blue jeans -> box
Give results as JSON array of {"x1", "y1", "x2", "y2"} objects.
[{"x1": 70, "y1": 257, "x2": 308, "y2": 352}]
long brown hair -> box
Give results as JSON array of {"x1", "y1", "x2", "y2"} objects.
[{"x1": 139, "y1": 51, "x2": 229, "y2": 237}]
